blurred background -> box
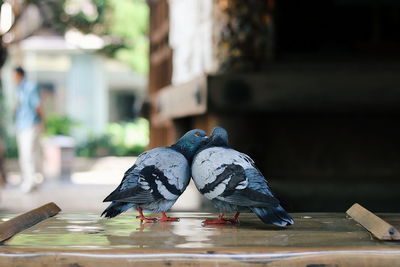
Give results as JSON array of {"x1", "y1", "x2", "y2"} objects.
[{"x1": 0, "y1": 0, "x2": 400, "y2": 214}]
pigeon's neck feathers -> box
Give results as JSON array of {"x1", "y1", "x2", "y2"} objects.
[
  {"x1": 196, "y1": 135, "x2": 229, "y2": 154},
  {"x1": 170, "y1": 141, "x2": 196, "y2": 162},
  {"x1": 170, "y1": 129, "x2": 207, "y2": 163},
  {"x1": 209, "y1": 127, "x2": 229, "y2": 147},
  {"x1": 209, "y1": 135, "x2": 229, "y2": 147}
]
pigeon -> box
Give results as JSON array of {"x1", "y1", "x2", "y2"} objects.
[
  {"x1": 191, "y1": 127, "x2": 294, "y2": 226},
  {"x1": 102, "y1": 129, "x2": 208, "y2": 222}
]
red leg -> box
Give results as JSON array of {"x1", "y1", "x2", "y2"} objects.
[
  {"x1": 203, "y1": 213, "x2": 232, "y2": 225},
  {"x1": 136, "y1": 207, "x2": 157, "y2": 223},
  {"x1": 203, "y1": 212, "x2": 240, "y2": 225},
  {"x1": 158, "y1": 212, "x2": 180, "y2": 222},
  {"x1": 226, "y1": 212, "x2": 240, "y2": 224}
]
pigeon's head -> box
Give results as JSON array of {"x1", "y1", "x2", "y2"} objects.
[
  {"x1": 209, "y1": 126, "x2": 229, "y2": 147},
  {"x1": 171, "y1": 129, "x2": 208, "y2": 161}
]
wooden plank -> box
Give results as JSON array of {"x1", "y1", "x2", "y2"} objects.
[
  {"x1": 0, "y1": 202, "x2": 61, "y2": 243},
  {"x1": 346, "y1": 203, "x2": 400, "y2": 240},
  {"x1": 154, "y1": 75, "x2": 207, "y2": 121},
  {"x1": 207, "y1": 64, "x2": 400, "y2": 113},
  {"x1": 2, "y1": 248, "x2": 400, "y2": 267},
  {"x1": 150, "y1": 20, "x2": 169, "y2": 44},
  {"x1": 150, "y1": 45, "x2": 172, "y2": 65},
  {"x1": 148, "y1": 0, "x2": 173, "y2": 148}
]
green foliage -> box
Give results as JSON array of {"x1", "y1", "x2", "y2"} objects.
[
  {"x1": 59, "y1": 0, "x2": 110, "y2": 34},
  {"x1": 23, "y1": 0, "x2": 149, "y2": 74},
  {"x1": 109, "y1": 0, "x2": 149, "y2": 74},
  {"x1": 59, "y1": 0, "x2": 149, "y2": 74},
  {"x1": 4, "y1": 118, "x2": 149, "y2": 159},
  {"x1": 45, "y1": 115, "x2": 78, "y2": 136},
  {"x1": 75, "y1": 134, "x2": 113, "y2": 158},
  {"x1": 5, "y1": 135, "x2": 18, "y2": 158},
  {"x1": 76, "y1": 118, "x2": 149, "y2": 157}
]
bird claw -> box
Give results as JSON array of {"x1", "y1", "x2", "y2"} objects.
[
  {"x1": 136, "y1": 215, "x2": 158, "y2": 223},
  {"x1": 225, "y1": 218, "x2": 240, "y2": 224},
  {"x1": 202, "y1": 212, "x2": 240, "y2": 225},
  {"x1": 158, "y1": 213, "x2": 180, "y2": 222}
]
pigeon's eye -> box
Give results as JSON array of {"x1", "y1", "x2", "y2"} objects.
[{"x1": 194, "y1": 132, "x2": 201, "y2": 137}]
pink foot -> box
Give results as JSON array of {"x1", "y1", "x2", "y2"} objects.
[
  {"x1": 136, "y1": 215, "x2": 158, "y2": 223},
  {"x1": 226, "y1": 212, "x2": 240, "y2": 224},
  {"x1": 158, "y1": 212, "x2": 180, "y2": 222},
  {"x1": 136, "y1": 207, "x2": 158, "y2": 223},
  {"x1": 202, "y1": 213, "x2": 239, "y2": 225}
]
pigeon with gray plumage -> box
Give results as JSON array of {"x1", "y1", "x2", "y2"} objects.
[
  {"x1": 191, "y1": 127, "x2": 294, "y2": 226},
  {"x1": 102, "y1": 129, "x2": 208, "y2": 222}
]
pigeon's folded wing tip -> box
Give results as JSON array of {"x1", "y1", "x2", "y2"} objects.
[{"x1": 103, "y1": 193, "x2": 116, "y2": 202}]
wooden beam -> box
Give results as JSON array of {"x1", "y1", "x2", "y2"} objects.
[
  {"x1": 153, "y1": 75, "x2": 207, "y2": 121},
  {"x1": 0, "y1": 202, "x2": 61, "y2": 243},
  {"x1": 150, "y1": 45, "x2": 172, "y2": 65},
  {"x1": 150, "y1": 20, "x2": 169, "y2": 44},
  {"x1": 207, "y1": 64, "x2": 400, "y2": 113},
  {"x1": 346, "y1": 203, "x2": 400, "y2": 240}
]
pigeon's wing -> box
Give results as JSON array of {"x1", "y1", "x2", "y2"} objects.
[
  {"x1": 220, "y1": 189, "x2": 279, "y2": 208},
  {"x1": 103, "y1": 162, "x2": 154, "y2": 203},
  {"x1": 215, "y1": 164, "x2": 279, "y2": 208},
  {"x1": 192, "y1": 147, "x2": 256, "y2": 189},
  {"x1": 136, "y1": 147, "x2": 191, "y2": 200},
  {"x1": 243, "y1": 168, "x2": 275, "y2": 196},
  {"x1": 192, "y1": 147, "x2": 279, "y2": 207},
  {"x1": 104, "y1": 147, "x2": 190, "y2": 204},
  {"x1": 104, "y1": 150, "x2": 151, "y2": 197},
  {"x1": 103, "y1": 185, "x2": 155, "y2": 203}
]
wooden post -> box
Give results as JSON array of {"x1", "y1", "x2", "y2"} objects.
[
  {"x1": 0, "y1": 202, "x2": 61, "y2": 243},
  {"x1": 346, "y1": 203, "x2": 400, "y2": 241}
]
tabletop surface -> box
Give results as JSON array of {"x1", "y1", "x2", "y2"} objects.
[
  {"x1": 1, "y1": 212, "x2": 400, "y2": 250},
  {"x1": 2, "y1": 212, "x2": 400, "y2": 266}
]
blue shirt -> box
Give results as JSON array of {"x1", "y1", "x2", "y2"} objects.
[{"x1": 15, "y1": 79, "x2": 41, "y2": 131}]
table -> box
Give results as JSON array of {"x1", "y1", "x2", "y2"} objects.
[{"x1": 1, "y1": 212, "x2": 400, "y2": 266}]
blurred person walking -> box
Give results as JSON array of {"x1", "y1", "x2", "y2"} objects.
[{"x1": 13, "y1": 67, "x2": 44, "y2": 192}]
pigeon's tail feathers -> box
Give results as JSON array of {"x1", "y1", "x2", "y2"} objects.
[
  {"x1": 101, "y1": 202, "x2": 134, "y2": 218},
  {"x1": 251, "y1": 205, "x2": 294, "y2": 227}
]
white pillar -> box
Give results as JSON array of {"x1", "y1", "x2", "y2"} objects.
[{"x1": 67, "y1": 53, "x2": 108, "y2": 141}]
